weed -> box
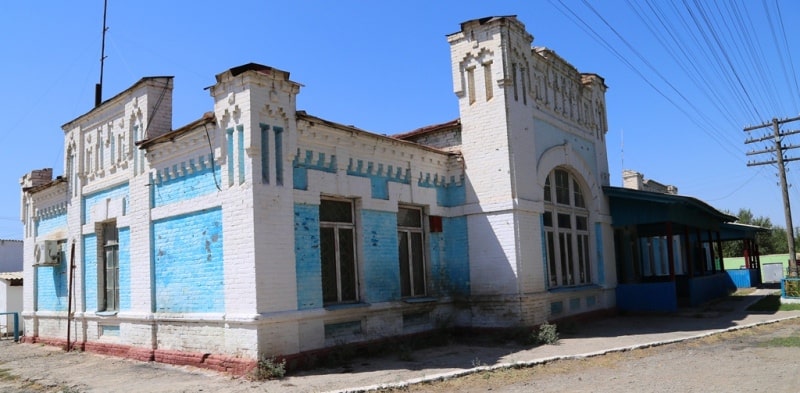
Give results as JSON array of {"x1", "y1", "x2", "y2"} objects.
[
  {"x1": 251, "y1": 356, "x2": 286, "y2": 380},
  {"x1": 533, "y1": 322, "x2": 560, "y2": 345},
  {"x1": 785, "y1": 281, "x2": 800, "y2": 298},
  {"x1": 758, "y1": 336, "x2": 800, "y2": 347},
  {"x1": 472, "y1": 357, "x2": 487, "y2": 367}
]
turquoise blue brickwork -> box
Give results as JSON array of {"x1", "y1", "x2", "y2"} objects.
[
  {"x1": 274, "y1": 126, "x2": 284, "y2": 186},
  {"x1": 347, "y1": 159, "x2": 410, "y2": 200},
  {"x1": 294, "y1": 203, "x2": 322, "y2": 309},
  {"x1": 260, "y1": 124, "x2": 270, "y2": 184},
  {"x1": 292, "y1": 149, "x2": 337, "y2": 191},
  {"x1": 237, "y1": 125, "x2": 245, "y2": 185},
  {"x1": 101, "y1": 325, "x2": 120, "y2": 337},
  {"x1": 418, "y1": 173, "x2": 465, "y2": 207},
  {"x1": 82, "y1": 183, "x2": 129, "y2": 225},
  {"x1": 443, "y1": 216, "x2": 469, "y2": 296},
  {"x1": 569, "y1": 297, "x2": 581, "y2": 311},
  {"x1": 36, "y1": 246, "x2": 67, "y2": 311},
  {"x1": 428, "y1": 231, "x2": 443, "y2": 294},
  {"x1": 119, "y1": 227, "x2": 131, "y2": 311},
  {"x1": 226, "y1": 128, "x2": 234, "y2": 186},
  {"x1": 541, "y1": 214, "x2": 550, "y2": 289},
  {"x1": 550, "y1": 301, "x2": 564, "y2": 315},
  {"x1": 83, "y1": 234, "x2": 98, "y2": 312},
  {"x1": 36, "y1": 212, "x2": 67, "y2": 237},
  {"x1": 595, "y1": 222, "x2": 605, "y2": 285},
  {"x1": 361, "y1": 210, "x2": 400, "y2": 302},
  {"x1": 150, "y1": 154, "x2": 221, "y2": 208},
  {"x1": 152, "y1": 208, "x2": 224, "y2": 313}
]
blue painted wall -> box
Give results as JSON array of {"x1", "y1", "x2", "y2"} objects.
[
  {"x1": 294, "y1": 203, "x2": 322, "y2": 310},
  {"x1": 83, "y1": 234, "x2": 98, "y2": 312},
  {"x1": 616, "y1": 282, "x2": 677, "y2": 312},
  {"x1": 36, "y1": 247, "x2": 68, "y2": 312},
  {"x1": 688, "y1": 273, "x2": 735, "y2": 306},
  {"x1": 443, "y1": 216, "x2": 470, "y2": 296},
  {"x1": 151, "y1": 155, "x2": 221, "y2": 208},
  {"x1": 292, "y1": 150, "x2": 337, "y2": 191},
  {"x1": 36, "y1": 212, "x2": 67, "y2": 237},
  {"x1": 119, "y1": 227, "x2": 131, "y2": 311},
  {"x1": 152, "y1": 208, "x2": 224, "y2": 313},
  {"x1": 595, "y1": 222, "x2": 605, "y2": 285},
  {"x1": 346, "y1": 159, "x2": 410, "y2": 200},
  {"x1": 82, "y1": 183, "x2": 129, "y2": 225},
  {"x1": 361, "y1": 209, "x2": 400, "y2": 302},
  {"x1": 726, "y1": 269, "x2": 761, "y2": 289}
]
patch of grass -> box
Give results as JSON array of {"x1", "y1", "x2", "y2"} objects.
[
  {"x1": 733, "y1": 288, "x2": 756, "y2": 296},
  {"x1": 758, "y1": 336, "x2": 800, "y2": 347},
  {"x1": 0, "y1": 368, "x2": 19, "y2": 382},
  {"x1": 746, "y1": 294, "x2": 800, "y2": 312}
]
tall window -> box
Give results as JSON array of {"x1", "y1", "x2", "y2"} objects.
[
  {"x1": 320, "y1": 199, "x2": 358, "y2": 305},
  {"x1": 398, "y1": 206, "x2": 426, "y2": 297},
  {"x1": 101, "y1": 221, "x2": 119, "y2": 312},
  {"x1": 543, "y1": 168, "x2": 591, "y2": 288}
]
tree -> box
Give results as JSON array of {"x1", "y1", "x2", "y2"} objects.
[{"x1": 722, "y1": 208, "x2": 782, "y2": 257}]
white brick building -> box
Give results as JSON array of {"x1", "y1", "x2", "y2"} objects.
[{"x1": 21, "y1": 16, "x2": 615, "y2": 373}]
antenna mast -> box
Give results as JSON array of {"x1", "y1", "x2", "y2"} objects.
[{"x1": 95, "y1": 0, "x2": 108, "y2": 107}]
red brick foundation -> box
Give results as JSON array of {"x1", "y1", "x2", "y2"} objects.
[{"x1": 23, "y1": 337, "x2": 257, "y2": 376}]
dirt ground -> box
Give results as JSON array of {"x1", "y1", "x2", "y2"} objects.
[
  {"x1": 1, "y1": 317, "x2": 800, "y2": 393},
  {"x1": 390, "y1": 317, "x2": 800, "y2": 393}
]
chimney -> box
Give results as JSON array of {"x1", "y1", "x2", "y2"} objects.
[{"x1": 21, "y1": 168, "x2": 54, "y2": 190}]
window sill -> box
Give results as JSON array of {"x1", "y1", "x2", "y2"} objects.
[
  {"x1": 402, "y1": 297, "x2": 437, "y2": 304},
  {"x1": 324, "y1": 302, "x2": 370, "y2": 311},
  {"x1": 548, "y1": 284, "x2": 601, "y2": 293},
  {"x1": 95, "y1": 311, "x2": 118, "y2": 317}
]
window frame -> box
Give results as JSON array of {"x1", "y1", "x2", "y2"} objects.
[
  {"x1": 543, "y1": 168, "x2": 593, "y2": 288},
  {"x1": 319, "y1": 198, "x2": 359, "y2": 305},
  {"x1": 98, "y1": 221, "x2": 119, "y2": 313},
  {"x1": 397, "y1": 205, "x2": 427, "y2": 298}
]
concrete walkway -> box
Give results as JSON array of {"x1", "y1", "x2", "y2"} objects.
[
  {"x1": 297, "y1": 288, "x2": 800, "y2": 392},
  {"x1": 1, "y1": 288, "x2": 797, "y2": 393}
]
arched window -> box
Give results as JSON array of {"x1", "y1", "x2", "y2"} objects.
[{"x1": 543, "y1": 168, "x2": 591, "y2": 288}]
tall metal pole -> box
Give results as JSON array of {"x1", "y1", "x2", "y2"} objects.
[
  {"x1": 95, "y1": 0, "x2": 108, "y2": 107},
  {"x1": 772, "y1": 119, "x2": 797, "y2": 276}
]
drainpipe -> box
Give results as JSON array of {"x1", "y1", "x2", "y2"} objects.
[{"x1": 66, "y1": 242, "x2": 76, "y2": 351}]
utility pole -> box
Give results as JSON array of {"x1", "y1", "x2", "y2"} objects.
[{"x1": 745, "y1": 115, "x2": 800, "y2": 277}]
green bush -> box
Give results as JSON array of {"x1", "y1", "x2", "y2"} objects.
[
  {"x1": 533, "y1": 322, "x2": 559, "y2": 345},
  {"x1": 785, "y1": 280, "x2": 800, "y2": 298},
  {"x1": 251, "y1": 356, "x2": 286, "y2": 380}
]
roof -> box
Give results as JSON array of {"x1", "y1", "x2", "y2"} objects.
[
  {"x1": 22, "y1": 176, "x2": 67, "y2": 194},
  {"x1": 211, "y1": 63, "x2": 292, "y2": 86},
  {"x1": 62, "y1": 76, "x2": 174, "y2": 130},
  {"x1": 0, "y1": 271, "x2": 22, "y2": 282},
  {"x1": 137, "y1": 112, "x2": 216, "y2": 149},
  {"x1": 296, "y1": 111, "x2": 456, "y2": 156},
  {"x1": 392, "y1": 119, "x2": 460, "y2": 140},
  {"x1": 716, "y1": 222, "x2": 770, "y2": 241},
  {"x1": 603, "y1": 185, "x2": 737, "y2": 230}
]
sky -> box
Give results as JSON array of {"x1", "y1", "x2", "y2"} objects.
[{"x1": 2, "y1": 0, "x2": 800, "y2": 239}]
